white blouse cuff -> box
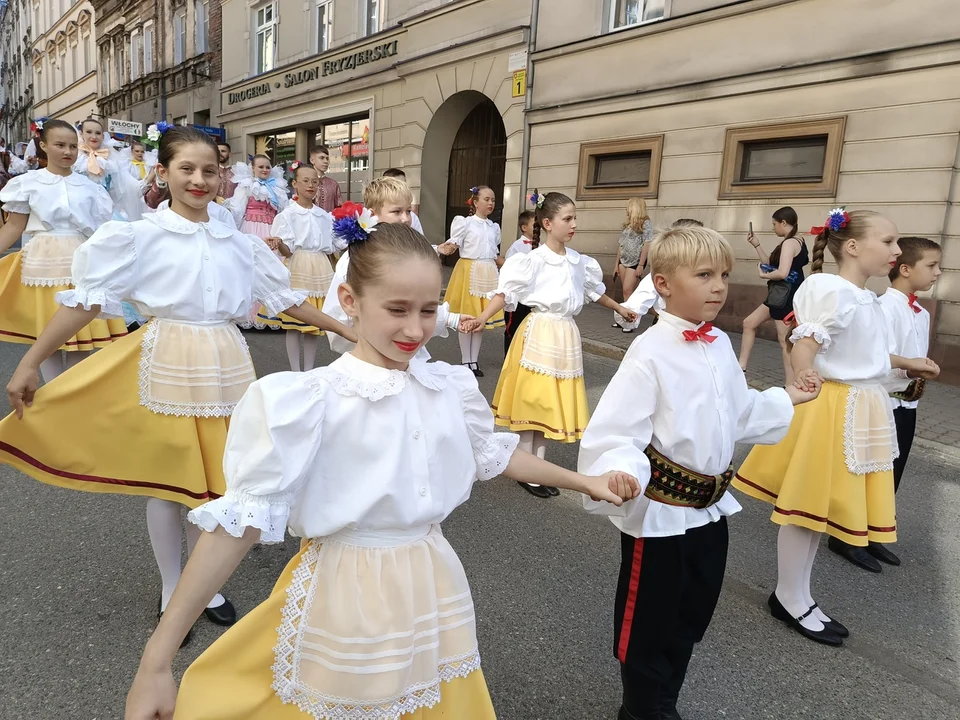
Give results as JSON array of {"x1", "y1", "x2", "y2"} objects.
[
  {"x1": 55, "y1": 288, "x2": 125, "y2": 318},
  {"x1": 187, "y1": 492, "x2": 290, "y2": 545},
  {"x1": 790, "y1": 322, "x2": 832, "y2": 350},
  {"x1": 488, "y1": 289, "x2": 518, "y2": 312},
  {"x1": 585, "y1": 282, "x2": 606, "y2": 303},
  {"x1": 474, "y1": 431, "x2": 520, "y2": 481},
  {"x1": 3, "y1": 200, "x2": 30, "y2": 215},
  {"x1": 260, "y1": 288, "x2": 309, "y2": 317}
]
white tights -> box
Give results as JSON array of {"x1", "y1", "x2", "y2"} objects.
[
  {"x1": 517, "y1": 430, "x2": 548, "y2": 486},
  {"x1": 457, "y1": 331, "x2": 482, "y2": 365},
  {"x1": 146, "y1": 498, "x2": 225, "y2": 612},
  {"x1": 775, "y1": 524, "x2": 831, "y2": 631},
  {"x1": 285, "y1": 330, "x2": 319, "y2": 372},
  {"x1": 39, "y1": 350, "x2": 91, "y2": 384}
]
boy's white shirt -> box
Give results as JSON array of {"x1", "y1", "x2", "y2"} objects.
[{"x1": 879, "y1": 287, "x2": 931, "y2": 410}]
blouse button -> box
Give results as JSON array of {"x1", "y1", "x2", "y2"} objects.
[
  {"x1": 414, "y1": 430, "x2": 421, "y2": 439},
  {"x1": 206, "y1": 287, "x2": 212, "y2": 292},
  {"x1": 203, "y1": 254, "x2": 210, "y2": 260},
  {"x1": 419, "y1": 487, "x2": 427, "y2": 496}
]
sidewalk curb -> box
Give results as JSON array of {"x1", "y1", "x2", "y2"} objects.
[{"x1": 580, "y1": 336, "x2": 960, "y2": 460}]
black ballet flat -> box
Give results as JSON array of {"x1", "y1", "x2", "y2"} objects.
[
  {"x1": 203, "y1": 598, "x2": 238, "y2": 626},
  {"x1": 867, "y1": 542, "x2": 901, "y2": 567},
  {"x1": 828, "y1": 536, "x2": 882, "y2": 573},
  {"x1": 471, "y1": 363, "x2": 484, "y2": 378},
  {"x1": 544, "y1": 486, "x2": 560, "y2": 496},
  {"x1": 809, "y1": 603, "x2": 849, "y2": 638},
  {"x1": 157, "y1": 599, "x2": 193, "y2": 648},
  {"x1": 518, "y1": 482, "x2": 552, "y2": 499},
  {"x1": 767, "y1": 593, "x2": 843, "y2": 647}
]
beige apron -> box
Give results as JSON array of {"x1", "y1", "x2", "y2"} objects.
[
  {"x1": 468, "y1": 259, "x2": 499, "y2": 298},
  {"x1": 520, "y1": 312, "x2": 584, "y2": 379},
  {"x1": 842, "y1": 382, "x2": 898, "y2": 474},
  {"x1": 20, "y1": 230, "x2": 83, "y2": 286},
  {"x1": 288, "y1": 249, "x2": 335, "y2": 297}
]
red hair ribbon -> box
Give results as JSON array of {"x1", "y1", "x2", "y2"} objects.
[
  {"x1": 466, "y1": 198, "x2": 474, "y2": 207},
  {"x1": 782, "y1": 311, "x2": 796, "y2": 326}
]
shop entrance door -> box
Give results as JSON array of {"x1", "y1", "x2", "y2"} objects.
[{"x1": 444, "y1": 99, "x2": 507, "y2": 243}]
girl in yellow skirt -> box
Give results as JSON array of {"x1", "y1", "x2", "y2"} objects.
[
  {"x1": 122, "y1": 221, "x2": 640, "y2": 720},
  {"x1": 733, "y1": 209, "x2": 940, "y2": 646},
  {"x1": 2, "y1": 126, "x2": 356, "y2": 645},
  {"x1": 465, "y1": 191, "x2": 637, "y2": 499},
  {"x1": 254, "y1": 162, "x2": 336, "y2": 371},
  {"x1": 437, "y1": 186, "x2": 505, "y2": 377},
  {"x1": 0, "y1": 118, "x2": 127, "y2": 383}
]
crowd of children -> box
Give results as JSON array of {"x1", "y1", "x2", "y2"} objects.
[{"x1": 0, "y1": 116, "x2": 946, "y2": 720}]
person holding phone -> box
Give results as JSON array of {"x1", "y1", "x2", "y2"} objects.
[{"x1": 738, "y1": 207, "x2": 808, "y2": 385}]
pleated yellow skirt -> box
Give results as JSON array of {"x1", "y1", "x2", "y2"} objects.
[
  {"x1": 255, "y1": 295, "x2": 324, "y2": 335},
  {"x1": 733, "y1": 381, "x2": 897, "y2": 546},
  {"x1": 444, "y1": 259, "x2": 504, "y2": 329},
  {"x1": 175, "y1": 542, "x2": 497, "y2": 720},
  {"x1": 491, "y1": 314, "x2": 589, "y2": 443},
  {"x1": 0, "y1": 251, "x2": 129, "y2": 350},
  {"x1": 0, "y1": 326, "x2": 230, "y2": 508}
]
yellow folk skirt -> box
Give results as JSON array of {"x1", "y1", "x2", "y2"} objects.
[
  {"x1": 255, "y1": 295, "x2": 324, "y2": 335},
  {"x1": 491, "y1": 314, "x2": 589, "y2": 443},
  {"x1": 444, "y1": 259, "x2": 504, "y2": 329},
  {"x1": 0, "y1": 251, "x2": 128, "y2": 350},
  {"x1": 0, "y1": 326, "x2": 230, "y2": 508},
  {"x1": 733, "y1": 381, "x2": 897, "y2": 546},
  {"x1": 175, "y1": 542, "x2": 496, "y2": 720},
  {"x1": 255, "y1": 250, "x2": 334, "y2": 334}
]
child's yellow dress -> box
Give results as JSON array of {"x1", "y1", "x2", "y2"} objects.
[{"x1": 443, "y1": 215, "x2": 504, "y2": 329}]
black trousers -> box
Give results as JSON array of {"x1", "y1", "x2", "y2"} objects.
[
  {"x1": 503, "y1": 302, "x2": 533, "y2": 354},
  {"x1": 893, "y1": 407, "x2": 917, "y2": 493},
  {"x1": 615, "y1": 519, "x2": 728, "y2": 716}
]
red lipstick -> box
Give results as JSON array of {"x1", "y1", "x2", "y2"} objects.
[
  {"x1": 188, "y1": 189, "x2": 208, "y2": 197},
  {"x1": 394, "y1": 340, "x2": 420, "y2": 353}
]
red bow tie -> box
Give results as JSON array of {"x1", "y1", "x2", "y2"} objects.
[
  {"x1": 907, "y1": 293, "x2": 922, "y2": 314},
  {"x1": 522, "y1": 239, "x2": 533, "y2": 245},
  {"x1": 682, "y1": 323, "x2": 716, "y2": 344}
]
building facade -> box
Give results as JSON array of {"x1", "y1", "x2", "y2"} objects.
[
  {"x1": 31, "y1": 0, "x2": 98, "y2": 123},
  {"x1": 528, "y1": 0, "x2": 960, "y2": 380},
  {"x1": 0, "y1": 0, "x2": 34, "y2": 144},
  {"x1": 95, "y1": 0, "x2": 220, "y2": 131},
  {"x1": 218, "y1": 0, "x2": 530, "y2": 242}
]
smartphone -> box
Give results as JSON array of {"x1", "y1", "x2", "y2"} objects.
[{"x1": 749, "y1": 221, "x2": 753, "y2": 233}]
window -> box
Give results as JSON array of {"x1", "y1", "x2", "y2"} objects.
[
  {"x1": 101, "y1": 47, "x2": 109, "y2": 94},
  {"x1": 131, "y1": 32, "x2": 140, "y2": 79},
  {"x1": 718, "y1": 117, "x2": 847, "y2": 199},
  {"x1": 82, "y1": 31, "x2": 91, "y2": 73},
  {"x1": 316, "y1": 0, "x2": 333, "y2": 53},
  {"x1": 255, "y1": 3, "x2": 277, "y2": 73},
  {"x1": 174, "y1": 10, "x2": 186, "y2": 64},
  {"x1": 576, "y1": 135, "x2": 663, "y2": 201},
  {"x1": 306, "y1": 114, "x2": 370, "y2": 201},
  {"x1": 611, "y1": 0, "x2": 665, "y2": 30},
  {"x1": 365, "y1": 0, "x2": 380, "y2": 36},
  {"x1": 195, "y1": 0, "x2": 209, "y2": 54},
  {"x1": 173, "y1": 116, "x2": 187, "y2": 125},
  {"x1": 59, "y1": 52, "x2": 66, "y2": 90},
  {"x1": 115, "y1": 43, "x2": 125, "y2": 87},
  {"x1": 70, "y1": 40, "x2": 78, "y2": 78},
  {"x1": 143, "y1": 23, "x2": 154, "y2": 74},
  {"x1": 36, "y1": 65, "x2": 43, "y2": 100}
]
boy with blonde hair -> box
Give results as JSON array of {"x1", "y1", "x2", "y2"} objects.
[{"x1": 579, "y1": 226, "x2": 818, "y2": 720}]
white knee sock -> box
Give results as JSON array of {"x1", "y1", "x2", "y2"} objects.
[
  {"x1": 803, "y1": 532, "x2": 831, "y2": 623},
  {"x1": 532, "y1": 432, "x2": 547, "y2": 461},
  {"x1": 146, "y1": 498, "x2": 184, "y2": 612},
  {"x1": 302, "y1": 334, "x2": 319, "y2": 371},
  {"x1": 285, "y1": 330, "x2": 302, "y2": 372},
  {"x1": 64, "y1": 350, "x2": 90, "y2": 370},
  {"x1": 775, "y1": 524, "x2": 825, "y2": 632},
  {"x1": 184, "y1": 521, "x2": 227, "y2": 609},
  {"x1": 518, "y1": 431, "x2": 541, "y2": 487},
  {"x1": 458, "y1": 332, "x2": 472, "y2": 365},
  {"x1": 470, "y1": 331, "x2": 483, "y2": 364},
  {"x1": 39, "y1": 353, "x2": 65, "y2": 383}
]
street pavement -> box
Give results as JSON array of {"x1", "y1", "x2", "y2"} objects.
[{"x1": 0, "y1": 327, "x2": 959, "y2": 720}]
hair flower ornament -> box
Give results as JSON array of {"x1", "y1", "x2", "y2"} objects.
[
  {"x1": 332, "y1": 201, "x2": 379, "y2": 245},
  {"x1": 289, "y1": 160, "x2": 303, "y2": 171},
  {"x1": 144, "y1": 121, "x2": 174, "y2": 149},
  {"x1": 810, "y1": 207, "x2": 850, "y2": 235},
  {"x1": 529, "y1": 190, "x2": 545, "y2": 209},
  {"x1": 31, "y1": 118, "x2": 45, "y2": 133}
]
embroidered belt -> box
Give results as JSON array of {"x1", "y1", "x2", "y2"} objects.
[
  {"x1": 643, "y1": 445, "x2": 733, "y2": 509},
  {"x1": 892, "y1": 378, "x2": 926, "y2": 403}
]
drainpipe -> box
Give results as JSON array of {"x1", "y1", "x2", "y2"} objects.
[{"x1": 517, "y1": 0, "x2": 538, "y2": 210}]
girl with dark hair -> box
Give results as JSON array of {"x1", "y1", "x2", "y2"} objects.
[
  {"x1": 0, "y1": 118, "x2": 125, "y2": 382},
  {"x1": 739, "y1": 206, "x2": 809, "y2": 385},
  {"x1": 466, "y1": 191, "x2": 637, "y2": 499},
  {"x1": 225, "y1": 153, "x2": 289, "y2": 244},
  {"x1": 73, "y1": 117, "x2": 145, "y2": 221},
  {"x1": 0, "y1": 124, "x2": 357, "y2": 646}
]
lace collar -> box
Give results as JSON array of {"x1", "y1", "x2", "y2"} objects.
[
  {"x1": 536, "y1": 244, "x2": 581, "y2": 266},
  {"x1": 144, "y1": 208, "x2": 235, "y2": 238},
  {"x1": 286, "y1": 202, "x2": 327, "y2": 218},
  {"x1": 32, "y1": 169, "x2": 89, "y2": 186},
  {"x1": 832, "y1": 274, "x2": 878, "y2": 305},
  {"x1": 467, "y1": 215, "x2": 494, "y2": 226},
  {"x1": 317, "y1": 352, "x2": 446, "y2": 401}
]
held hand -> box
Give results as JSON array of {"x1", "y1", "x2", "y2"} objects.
[
  {"x1": 786, "y1": 381, "x2": 821, "y2": 405},
  {"x1": 460, "y1": 318, "x2": 483, "y2": 334},
  {"x1": 264, "y1": 236, "x2": 281, "y2": 251},
  {"x1": 457, "y1": 315, "x2": 477, "y2": 334},
  {"x1": 124, "y1": 666, "x2": 177, "y2": 720},
  {"x1": 618, "y1": 307, "x2": 639, "y2": 324},
  {"x1": 584, "y1": 471, "x2": 640, "y2": 506},
  {"x1": 793, "y1": 368, "x2": 823, "y2": 394},
  {"x1": 906, "y1": 357, "x2": 940, "y2": 380},
  {"x1": 7, "y1": 364, "x2": 39, "y2": 419},
  {"x1": 436, "y1": 242, "x2": 457, "y2": 256}
]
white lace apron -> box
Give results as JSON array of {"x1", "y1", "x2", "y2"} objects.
[
  {"x1": 841, "y1": 381, "x2": 898, "y2": 475},
  {"x1": 520, "y1": 312, "x2": 584, "y2": 379},
  {"x1": 20, "y1": 230, "x2": 83, "y2": 286},
  {"x1": 288, "y1": 249, "x2": 334, "y2": 298},
  {"x1": 468, "y1": 259, "x2": 499, "y2": 298},
  {"x1": 272, "y1": 525, "x2": 480, "y2": 720},
  {"x1": 138, "y1": 319, "x2": 256, "y2": 417}
]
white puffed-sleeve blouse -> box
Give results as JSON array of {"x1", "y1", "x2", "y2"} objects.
[
  {"x1": 494, "y1": 244, "x2": 605, "y2": 315},
  {"x1": 270, "y1": 203, "x2": 335, "y2": 253},
  {"x1": 0, "y1": 169, "x2": 113, "y2": 237},
  {"x1": 448, "y1": 215, "x2": 501, "y2": 260},
  {"x1": 189, "y1": 353, "x2": 521, "y2": 543},
  {"x1": 57, "y1": 207, "x2": 305, "y2": 321}
]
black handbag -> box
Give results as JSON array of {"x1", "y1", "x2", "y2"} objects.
[{"x1": 765, "y1": 280, "x2": 792, "y2": 312}]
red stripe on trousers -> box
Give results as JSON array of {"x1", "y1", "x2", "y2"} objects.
[{"x1": 617, "y1": 537, "x2": 645, "y2": 663}]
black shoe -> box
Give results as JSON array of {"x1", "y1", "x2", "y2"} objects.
[
  {"x1": 828, "y1": 537, "x2": 882, "y2": 573},
  {"x1": 809, "y1": 603, "x2": 849, "y2": 638},
  {"x1": 618, "y1": 706, "x2": 662, "y2": 720},
  {"x1": 157, "y1": 599, "x2": 193, "y2": 648},
  {"x1": 767, "y1": 593, "x2": 843, "y2": 647},
  {"x1": 867, "y1": 542, "x2": 901, "y2": 567},
  {"x1": 518, "y1": 482, "x2": 552, "y2": 498},
  {"x1": 544, "y1": 486, "x2": 560, "y2": 496},
  {"x1": 203, "y1": 598, "x2": 238, "y2": 626},
  {"x1": 465, "y1": 362, "x2": 483, "y2": 378}
]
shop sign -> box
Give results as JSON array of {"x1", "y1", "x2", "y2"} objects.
[
  {"x1": 108, "y1": 118, "x2": 143, "y2": 136},
  {"x1": 227, "y1": 82, "x2": 272, "y2": 106},
  {"x1": 191, "y1": 124, "x2": 225, "y2": 141}
]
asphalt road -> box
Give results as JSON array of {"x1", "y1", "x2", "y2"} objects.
[{"x1": 0, "y1": 328, "x2": 958, "y2": 720}]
